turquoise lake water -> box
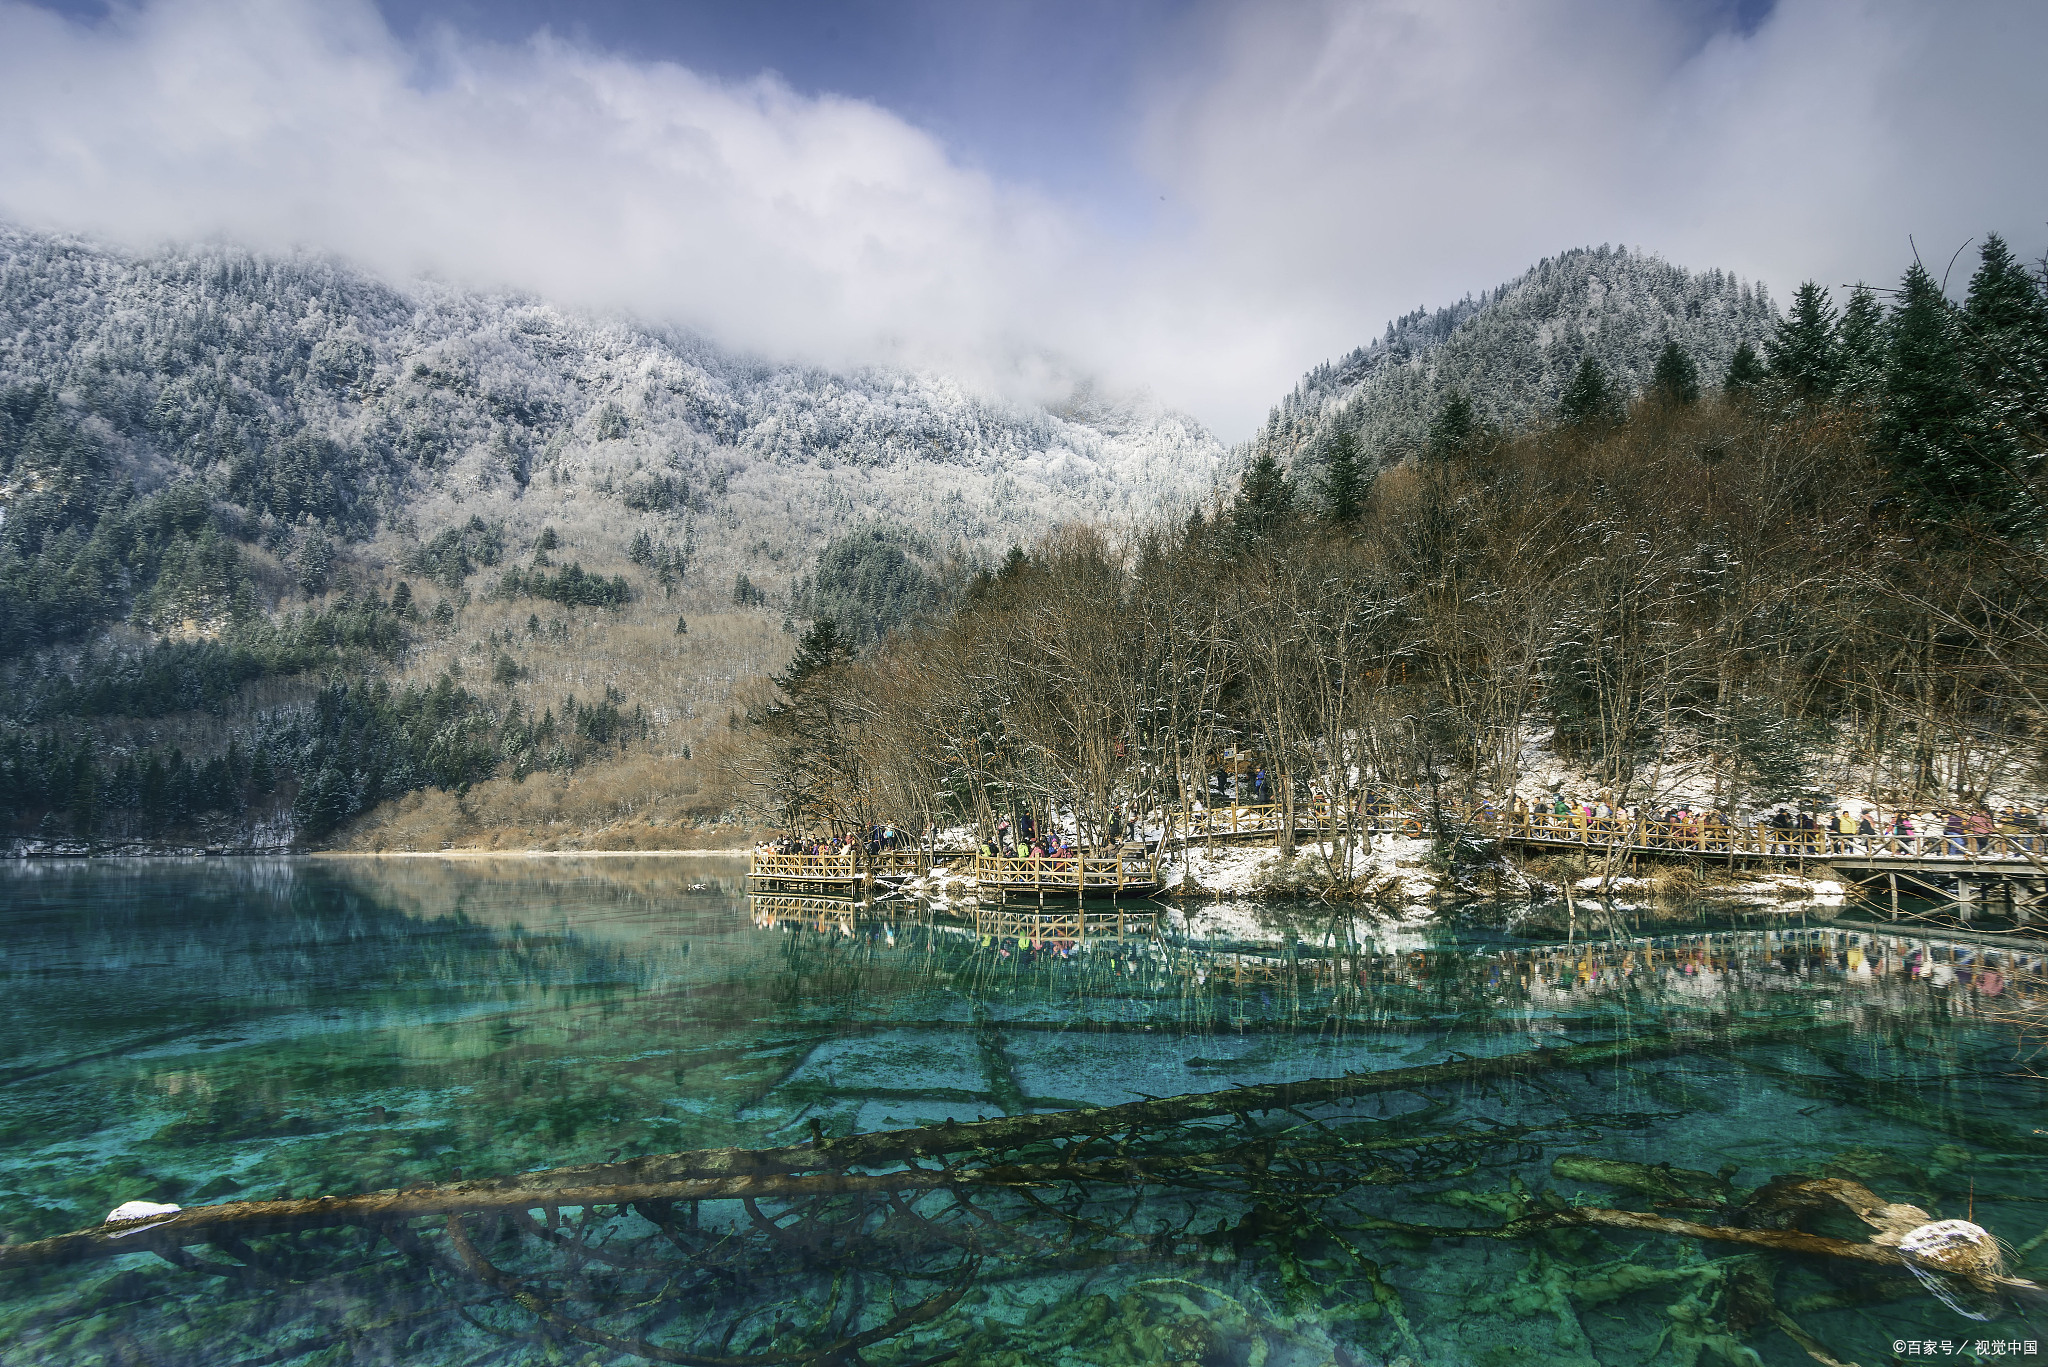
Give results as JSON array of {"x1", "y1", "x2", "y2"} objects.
[{"x1": 1, "y1": 857, "x2": 2044, "y2": 1365}]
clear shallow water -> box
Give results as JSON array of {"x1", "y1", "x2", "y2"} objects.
[{"x1": 1, "y1": 858, "x2": 2044, "y2": 1366}]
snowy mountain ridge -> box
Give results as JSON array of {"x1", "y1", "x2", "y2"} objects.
[
  {"x1": 0, "y1": 225, "x2": 1227, "y2": 598},
  {"x1": 1254, "y1": 244, "x2": 1780, "y2": 469}
]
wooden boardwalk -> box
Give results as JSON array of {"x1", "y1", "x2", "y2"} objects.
[
  {"x1": 970, "y1": 852, "x2": 1163, "y2": 901},
  {"x1": 1172, "y1": 801, "x2": 1405, "y2": 841},
  {"x1": 1465, "y1": 811, "x2": 2046, "y2": 917},
  {"x1": 747, "y1": 851, "x2": 863, "y2": 894},
  {"x1": 746, "y1": 848, "x2": 939, "y2": 894}
]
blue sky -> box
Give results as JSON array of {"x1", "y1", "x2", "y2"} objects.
[{"x1": 5, "y1": 0, "x2": 2045, "y2": 436}]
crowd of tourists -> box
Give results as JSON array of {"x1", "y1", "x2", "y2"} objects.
[
  {"x1": 978, "y1": 812, "x2": 1080, "y2": 862},
  {"x1": 1496, "y1": 793, "x2": 2048, "y2": 856},
  {"x1": 760, "y1": 823, "x2": 919, "y2": 859},
  {"x1": 758, "y1": 792, "x2": 2046, "y2": 866}
]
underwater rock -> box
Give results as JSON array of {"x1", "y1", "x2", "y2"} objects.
[
  {"x1": 1899, "y1": 1219, "x2": 2004, "y2": 1278},
  {"x1": 1899, "y1": 1219, "x2": 2008, "y2": 1321},
  {"x1": 102, "y1": 1201, "x2": 181, "y2": 1238}
]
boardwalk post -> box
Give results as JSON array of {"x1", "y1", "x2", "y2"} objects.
[{"x1": 1888, "y1": 871, "x2": 1898, "y2": 921}]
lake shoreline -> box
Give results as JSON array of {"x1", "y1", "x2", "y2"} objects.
[
  {"x1": 2, "y1": 844, "x2": 753, "y2": 860},
  {"x1": 312, "y1": 847, "x2": 753, "y2": 858}
]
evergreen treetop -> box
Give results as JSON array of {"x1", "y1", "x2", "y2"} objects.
[
  {"x1": 773, "y1": 618, "x2": 851, "y2": 695},
  {"x1": 1964, "y1": 233, "x2": 2046, "y2": 340},
  {"x1": 1723, "y1": 341, "x2": 1766, "y2": 396},
  {"x1": 1559, "y1": 357, "x2": 1620, "y2": 423},
  {"x1": 1834, "y1": 286, "x2": 1888, "y2": 399},
  {"x1": 1321, "y1": 425, "x2": 1368, "y2": 526},
  {"x1": 1878, "y1": 260, "x2": 1987, "y2": 524},
  {"x1": 1650, "y1": 342, "x2": 1701, "y2": 405},
  {"x1": 1427, "y1": 391, "x2": 1479, "y2": 457},
  {"x1": 1234, "y1": 448, "x2": 1295, "y2": 542},
  {"x1": 1766, "y1": 282, "x2": 1840, "y2": 399}
]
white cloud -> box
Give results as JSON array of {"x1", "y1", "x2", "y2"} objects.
[
  {"x1": 1132, "y1": 0, "x2": 2048, "y2": 428},
  {"x1": 1, "y1": 0, "x2": 2043, "y2": 439},
  {"x1": 0, "y1": 0, "x2": 1087, "y2": 390}
]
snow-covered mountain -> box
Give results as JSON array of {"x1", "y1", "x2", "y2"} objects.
[
  {"x1": 1254, "y1": 245, "x2": 1779, "y2": 468},
  {"x1": 0, "y1": 226, "x2": 1226, "y2": 599}
]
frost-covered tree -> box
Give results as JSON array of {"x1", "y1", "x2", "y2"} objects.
[
  {"x1": 1320, "y1": 425, "x2": 1368, "y2": 525},
  {"x1": 1878, "y1": 262, "x2": 1985, "y2": 524},
  {"x1": 1766, "y1": 282, "x2": 1840, "y2": 400},
  {"x1": 1723, "y1": 341, "x2": 1766, "y2": 395}
]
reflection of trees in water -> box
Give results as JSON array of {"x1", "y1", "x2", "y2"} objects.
[{"x1": 759, "y1": 903, "x2": 2040, "y2": 1046}]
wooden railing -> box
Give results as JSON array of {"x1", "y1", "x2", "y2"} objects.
[
  {"x1": 872, "y1": 849, "x2": 932, "y2": 877},
  {"x1": 1171, "y1": 802, "x2": 1428, "y2": 840},
  {"x1": 972, "y1": 852, "x2": 1160, "y2": 894},
  {"x1": 1464, "y1": 810, "x2": 2048, "y2": 865},
  {"x1": 748, "y1": 851, "x2": 860, "y2": 883}
]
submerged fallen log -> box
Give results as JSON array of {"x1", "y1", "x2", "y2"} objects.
[
  {"x1": 1360, "y1": 1183, "x2": 2048, "y2": 1304},
  {"x1": 1, "y1": 1014, "x2": 1837, "y2": 1270},
  {"x1": 1555, "y1": 1209, "x2": 2047, "y2": 1302}
]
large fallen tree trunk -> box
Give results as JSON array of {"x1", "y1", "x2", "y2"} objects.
[{"x1": 0, "y1": 1014, "x2": 1835, "y2": 1270}]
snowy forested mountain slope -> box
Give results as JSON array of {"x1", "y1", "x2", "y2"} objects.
[
  {"x1": 0, "y1": 227, "x2": 1225, "y2": 597},
  {"x1": 0, "y1": 226, "x2": 1223, "y2": 850},
  {"x1": 1253, "y1": 246, "x2": 1779, "y2": 468}
]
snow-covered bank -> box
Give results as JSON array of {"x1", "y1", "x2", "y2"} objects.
[{"x1": 897, "y1": 831, "x2": 1859, "y2": 922}]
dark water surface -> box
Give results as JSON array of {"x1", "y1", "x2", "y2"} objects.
[{"x1": 2, "y1": 857, "x2": 2045, "y2": 1365}]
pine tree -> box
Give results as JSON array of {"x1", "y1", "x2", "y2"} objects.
[
  {"x1": 1961, "y1": 234, "x2": 2048, "y2": 401},
  {"x1": 1322, "y1": 425, "x2": 1367, "y2": 525},
  {"x1": 1959, "y1": 234, "x2": 2048, "y2": 523},
  {"x1": 1649, "y1": 342, "x2": 1700, "y2": 405},
  {"x1": 1834, "y1": 286, "x2": 1887, "y2": 399},
  {"x1": 1427, "y1": 391, "x2": 1478, "y2": 457},
  {"x1": 1878, "y1": 261, "x2": 1989, "y2": 524},
  {"x1": 1964, "y1": 233, "x2": 2047, "y2": 348},
  {"x1": 1234, "y1": 448, "x2": 1295, "y2": 543},
  {"x1": 1722, "y1": 341, "x2": 1766, "y2": 396},
  {"x1": 773, "y1": 618, "x2": 851, "y2": 694},
  {"x1": 1766, "y1": 282, "x2": 1840, "y2": 399},
  {"x1": 1559, "y1": 357, "x2": 1618, "y2": 423}
]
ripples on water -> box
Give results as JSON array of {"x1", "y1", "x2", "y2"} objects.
[{"x1": 0, "y1": 857, "x2": 2043, "y2": 1365}]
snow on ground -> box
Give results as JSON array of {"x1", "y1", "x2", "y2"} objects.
[
  {"x1": 1166, "y1": 834, "x2": 1445, "y2": 911},
  {"x1": 1712, "y1": 875, "x2": 1848, "y2": 908},
  {"x1": 893, "y1": 824, "x2": 1855, "y2": 931}
]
